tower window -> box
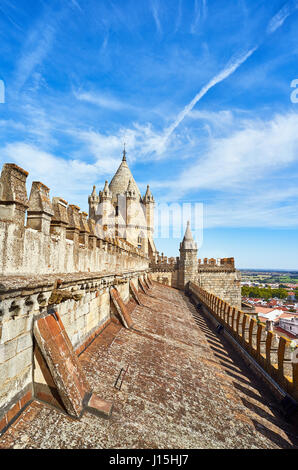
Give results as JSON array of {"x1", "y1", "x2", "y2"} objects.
[{"x1": 138, "y1": 234, "x2": 143, "y2": 249}]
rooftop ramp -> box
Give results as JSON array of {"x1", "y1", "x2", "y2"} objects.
[{"x1": 0, "y1": 283, "x2": 297, "y2": 449}]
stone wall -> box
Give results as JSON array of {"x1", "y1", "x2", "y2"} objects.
[
  {"x1": 149, "y1": 254, "x2": 178, "y2": 287},
  {"x1": 0, "y1": 270, "x2": 149, "y2": 431},
  {"x1": 0, "y1": 164, "x2": 149, "y2": 276},
  {"x1": 0, "y1": 161, "x2": 242, "y2": 433},
  {"x1": 150, "y1": 270, "x2": 178, "y2": 287},
  {"x1": 188, "y1": 282, "x2": 298, "y2": 405},
  {"x1": 0, "y1": 163, "x2": 151, "y2": 434},
  {"x1": 150, "y1": 252, "x2": 241, "y2": 307},
  {"x1": 197, "y1": 268, "x2": 241, "y2": 308}
]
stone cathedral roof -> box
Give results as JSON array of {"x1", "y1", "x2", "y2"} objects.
[
  {"x1": 1, "y1": 283, "x2": 296, "y2": 449},
  {"x1": 109, "y1": 150, "x2": 141, "y2": 204}
]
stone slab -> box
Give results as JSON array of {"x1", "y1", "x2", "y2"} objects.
[
  {"x1": 33, "y1": 312, "x2": 92, "y2": 418},
  {"x1": 1, "y1": 283, "x2": 298, "y2": 449},
  {"x1": 138, "y1": 278, "x2": 148, "y2": 294},
  {"x1": 110, "y1": 287, "x2": 133, "y2": 329},
  {"x1": 143, "y1": 276, "x2": 151, "y2": 290},
  {"x1": 86, "y1": 393, "x2": 113, "y2": 419},
  {"x1": 129, "y1": 281, "x2": 141, "y2": 305}
]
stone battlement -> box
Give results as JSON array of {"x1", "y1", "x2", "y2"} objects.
[
  {"x1": 187, "y1": 282, "x2": 298, "y2": 407},
  {"x1": 198, "y1": 257, "x2": 235, "y2": 269},
  {"x1": 0, "y1": 162, "x2": 244, "y2": 440},
  {"x1": 0, "y1": 163, "x2": 149, "y2": 276},
  {"x1": 150, "y1": 252, "x2": 178, "y2": 272}
]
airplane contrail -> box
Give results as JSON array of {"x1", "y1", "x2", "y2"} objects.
[
  {"x1": 160, "y1": 0, "x2": 298, "y2": 148},
  {"x1": 163, "y1": 47, "x2": 257, "y2": 143}
]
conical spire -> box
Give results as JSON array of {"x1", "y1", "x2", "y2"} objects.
[
  {"x1": 109, "y1": 149, "x2": 141, "y2": 204},
  {"x1": 101, "y1": 180, "x2": 112, "y2": 200},
  {"x1": 183, "y1": 221, "x2": 194, "y2": 241},
  {"x1": 181, "y1": 221, "x2": 197, "y2": 250},
  {"x1": 88, "y1": 185, "x2": 99, "y2": 206},
  {"x1": 144, "y1": 184, "x2": 154, "y2": 203}
]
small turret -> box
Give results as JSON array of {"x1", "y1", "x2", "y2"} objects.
[
  {"x1": 101, "y1": 181, "x2": 112, "y2": 201},
  {"x1": 126, "y1": 179, "x2": 136, "y2": 199},
  {"x1": 88, "y1": 185, "x2": 100, "y2": 221},
  {"x1": 178, "y1": 221, "x2": 198, "y2": 289},
  {"x1": 143, "y1": 185, "x2": 154, "y2": 204},
  {"x1": 180, "y1": 221, "x2": 197, "y2": 250}
]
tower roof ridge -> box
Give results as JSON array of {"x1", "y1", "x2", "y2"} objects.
[
  {"x1": 109, "y1": 150, "x2": 141, "y2": 203},
  {"x1": 183, "y1": 221, "x2": 194, "y2": 242},
  {"x1": 181, "y1": 221, "x2": 197, "y2": 250}
]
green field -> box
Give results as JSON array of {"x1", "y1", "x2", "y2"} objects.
[{"x1": 240, "y1": 270, "x2": 298, "y2": 285}]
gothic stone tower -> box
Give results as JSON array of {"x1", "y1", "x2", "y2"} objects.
[
  {"x1": 88, "y1": 148, "x2": 157, "y2": 257},
  {"x1": 178, "y1": 221, "x2": 198, "y2": 289}
]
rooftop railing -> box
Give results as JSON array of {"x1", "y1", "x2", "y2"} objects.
[{"x1": 188, "y1": 282, "x2": 298, "y2": 403}]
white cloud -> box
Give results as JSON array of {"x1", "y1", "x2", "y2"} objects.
[
  {"x1": 188, "y1": 109, "x2": 235, "y2": 129},
  {"x1": 167, "y1": 112, "x2": 298, "y2": 193},
  {"x1": 0, "y1": 142, "x2": 105, "y2": 210},
  {"x1": 73, "y1": 123, "x2": 171, "y2": 165},
  {"x1": 156, "y1": 0, "x2": 298, "y2": 152},
  {"x1": 190, "y1": 0, "x2": 207, "y2": 34},
  {"x1": 13, "y1": 19, "x2": 56, "y2": 93},
  {"x1": 267, "y1": 1, "x2": 298, "y2": 34},
  {"x1": 74, "y1": 90, "x2": 135, "y2": 111},
  {"x1": 150, "y1": 110, "x2": 298, "y2": 229},
  {"x1": 151, "y1": 0, "x2": 162, "y2": 34},
  {"x1": 70, "y1": 0, "x2": 82, "y2": 12}
]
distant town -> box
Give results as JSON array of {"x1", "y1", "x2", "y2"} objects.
[{"x1": 241, "y1": 270, "x2": 298, "y2": 340}]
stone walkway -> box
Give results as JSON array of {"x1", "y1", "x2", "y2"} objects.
[{"x1": 0, "y1": 283, "x2": 297, "y2": 449}]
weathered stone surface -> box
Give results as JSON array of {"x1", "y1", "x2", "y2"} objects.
[
  {"x1": 138, "y1": 277, "x2": 148, "y2": 294},
  {"x1": 110, "y1": 287, "x2": 133, "y2": 329},
  {"x1": 27, "y1": 182, "x2": 54, "y2": 234},
  {"x1": 129, "y1": 280, "x2": 141, "y2": 305},
  {"x1": 0, "y1": 159, "x2": 247, "y2": 445},
  {"x1": 197, "y1": 269, "x2": 241, "y2": 308},
  {"x1": 86, "y1": 393, "x2": 113, "y2": 418},
  {"x1": 0, "y1": 164, "x2": 29, "y2": 224},
  {"x1": 87, "y1": 153, "x2": 156, "y2": 257},
  {"x1": 143, "y1": 276, "x2": 151, "y2": 290},
  {"x1": 1, "y1": 284, "x2": 297, "y2": 449},
  {"x1": 33, "y1": 313, "x2": 92, "y2": 418}
]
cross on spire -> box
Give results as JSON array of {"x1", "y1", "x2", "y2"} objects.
[{"x1": 122, "y1": 143, "x2": 127, "y2": 161}]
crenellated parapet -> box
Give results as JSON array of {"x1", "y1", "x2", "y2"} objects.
[
  {"x1": 51, "y1": 197, "x2": 69, "y2": 229},
  {"x1": 27, "y1": 181, "x2": 54, "y2": 234},
  {"x1": 187, "y1": 282, "x2": 298, "y2": 405},
  {"x1": 197, "y1": 256, "x2": 241, "y2": 307},
  {"x1": 0, "y1": 164, "x2": 29, "y2": 225},
  {"x1": 149, "y1": 251, "x2": 179, "y2": 287},
  {"x1": 0, "y1": 163, "x2": 149, "y2": 276},
  {"x1": 150, "y1": 252, "x2": 178, "y2": 272},
  {"x1": 198, "y1": 257, "x2": 235, "y2": 271}
]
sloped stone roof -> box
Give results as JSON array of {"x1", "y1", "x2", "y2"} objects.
[
  {"x1": 181, "y1": 221, "x2": 197, "y2": 250},
  {"x1": 1, "y1": 283, "x2": 297, "y2": 449},
  {"x1": 109, "y1": 158, "x2": 141, "y2": 204}
]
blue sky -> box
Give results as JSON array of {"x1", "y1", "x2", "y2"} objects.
[{"x1": 0, "y1": 0, "x2": 298, "y2": 269}]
